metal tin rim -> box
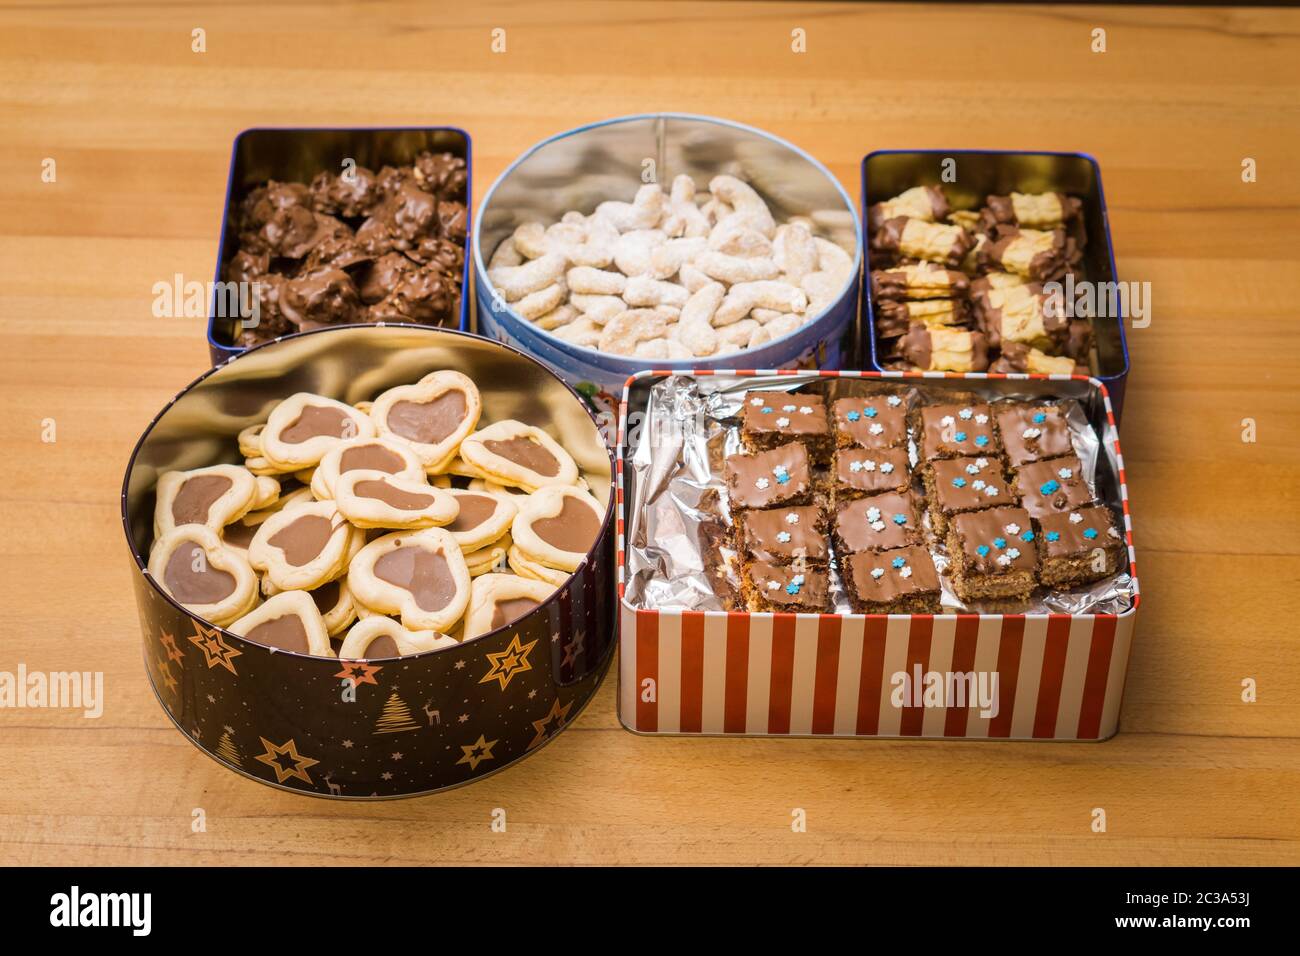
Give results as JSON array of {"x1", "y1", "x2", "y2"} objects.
[
  {"x1": 123, "y1": 322, "x2": 618, "y2": 663},
  {"x1": 473, "y1": 112, "x2": 864, "y2": 369},
  {"x1": 206, "y1": 125, "x2": 475, "y2": 361}
]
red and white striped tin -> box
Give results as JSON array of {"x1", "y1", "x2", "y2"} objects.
[{"x1": 616, "y1": 369, "x2": 1139, "y2": 741}]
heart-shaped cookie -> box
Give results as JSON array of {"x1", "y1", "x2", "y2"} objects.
[
  {"x1": 229, "y1": 590, "x2": 334, "y2": 657},
  {"x1": 148, "y1": 526, "x2": 259, "y2": 627},
  {"x1": 338, "y1": 616, "x2": 458, "y2": 660},
  {"x1": 463, "y1": 572, "x2": 556, "y2": 639},
  {"x1": 511, "y1": 485, "x2": 604, "y2": 572},
  {"x1": 260, "y1": 393, "x2": 376, "y2": 471},
  {"x1": 333, "y1": 469, "x2": 459, "y2": 530},
  {"x1": 442, "y1": 488, "x2": 518, "y2": 551},
  {"x1": 248, "y1": 499, "x2": 355, "y2": 591},
  {"x1": 154, "y1": 464, "x2": 263, "y2": 538},
  {"x1": 459, "y1": 420, "x2": 579, "y2": 492},
  {"x1": 370, "y1": 370, "x2": 481, "y2": 471},
  {"x1": 348, "y1": 527, "x2": 471, "y2": 632},
  {"x1": 310, "y1": 436, "x2": 426, "y2": 500}
]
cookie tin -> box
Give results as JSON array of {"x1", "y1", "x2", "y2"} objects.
[
  {"x1": 124, "y1": 325, "x2": 615, "y2": 798},
  {"x1": 617, "y1": 368, "x2": 1139, "y2": 742},
  {"x1": 861, "y1": 150, "x2": 1132, "y2": 420},
  {"x1": 207, "y1": 127, "x2": 473, "y2": 365},
  {"x1": 474, "y1": 113, "x2": 862, "y2": 428}
]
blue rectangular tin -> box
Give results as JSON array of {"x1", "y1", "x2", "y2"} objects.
[
  {"x1": 860, "y1": 150, "x2": 1131, "y2": 421},
  {"x1": 207, "y1": 126, "x2": 472, "y2": 365}
]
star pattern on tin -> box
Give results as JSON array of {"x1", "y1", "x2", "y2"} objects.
[
  {"x1": 254, "y1": 737, "x2": 319, "y2": 785},
  {"x1": 334, "y1": 660, "x2": 381, "y2": 688},
  {"x1": 561, "y1": 637, "x2": 584, "y2": 669},
  {"x1": 157, "y1": 659, "x2": 179, "y2": 693},
  {"x1": 479, "y1": 633, "x2": 539, "y2": 691},
  {"x1": 527, "y1": 698, "x2": 574, "y2": 751},
  {"x1": 456, "y1": 734, "x2": 498, "y2": 771},
  {"x1": 187, "y1": 621, "x2": 241, "y2": 676},
  {"x1": 159, "y1": 629, "x2": 185, "y2": 666}
]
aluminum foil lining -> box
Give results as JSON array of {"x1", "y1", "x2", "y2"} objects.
[{"x1": 624, "y1": 372, "x2": 1135, "y2": 616}]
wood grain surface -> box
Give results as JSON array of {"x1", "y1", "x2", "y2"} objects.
[{"x1": 1, "y1": 1, "x2": 1298, "y2": 866}]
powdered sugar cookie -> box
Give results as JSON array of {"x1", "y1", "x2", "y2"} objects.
[
  {"x1": 459, "y1": 420, "x2": 579, "y2": 492},
  {"x1": 333, "y1": 470, "x2": 459, "y2": 530},
  {"x1": 228, "y1": 590, "x2": 333, "y2": 657},
  {"x1": 338, "y1": 616, "x2": 458, "y2": 660},
  {"x1": 463, "y1": 573, "x2": 555, "y2": 639},
  {"x1": 511, "y1": 485, "x2": 604, "y2": 572},
  {"x1": 443, "y1": 488, "x2": 518, "y2": 551},
  {"x1": 310, "y1": 436, "x2": 425, "y2": 500},
  {"x1": 148, "y1": 526, "x2": 258, "y2": 627},
  {"x1": 154, "y1": 464, "x2": 263, "y2": 537},
  {"x1": 260, "y1": 393, "x2": 375, "y2": 471},
  {"x1": 247, "y1": 499, "x2": 354, "y2": 591},
  {"x1": 370, "y1": 370, "x2": 481, "y2": 470},
  {"x1": 348, "y1": 528, "x2": 471, "y2": 632}
]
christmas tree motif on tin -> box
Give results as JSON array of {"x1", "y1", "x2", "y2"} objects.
[
  {"x1": 215, "y1": 727, "x2": 243, "y2": 767},
  {"x1": 373, "y1": 692, "x2": 421, "y2": 735}
]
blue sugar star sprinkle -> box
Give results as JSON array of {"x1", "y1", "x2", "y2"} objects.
[
  {"x1": 954, "y1": 431, "x2": 967, "y2": 442},
  {"x1": 892, "y1": 556, "x2": 906, "y2": 569},
  {"x1": 775, "y1": 472, "x2": 790, "y2": 485},
  {"x1": 1021, "y1": 530, "x2": 1035, "y2": 542},
  {"x1": 1032, "y1": 412, "x2": 1047, "y2": 424},
  {"x1": 762, "y1": 406, "x2": 773, "y2": 414},
  {"x1": 785, "y1": 581, "x2": 802, "y2": 595},
  {"x1": 892, "y1": 513, "x2": 907, "y2": 525},
  {"x1": 1040, "y1": 480, "x2": 1061, "y2": 495},
  {"x1": 974, "y1": 435, "x2": 989, "y2": 448},
  {"x1": 864, "y1": 406, "x2": 878, "y2": 418},
  {"x1": 952, "y1": 477, "x2": 967, "y2": 488},
  {"x1": 976, "y1": 545, "x2": 991, "y2": 557},
  {"x1": 846, "y1": 410, "x2": 861, "y2": 422},
  {"x1": 1046, "y1": 531, "x2": 1061, "y2": 542},
  {"x1": 1083, "y1": 528, "x2": 1099, "y2": 539},
  {"x1": 993, "y1": 537, "x2": 1007, "y2": 549}
]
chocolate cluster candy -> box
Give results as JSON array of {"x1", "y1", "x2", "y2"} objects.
[
  {"x1": 868, "y1": 184, "x2": 1092, "y2": 375},
  {"x1": 717, "y1": 385, "x2": 1125, "y2": 613},
  {"x1": 224, "y1": 151, "x2": 467, "y2": 347}
]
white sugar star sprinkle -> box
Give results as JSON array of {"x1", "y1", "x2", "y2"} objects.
[
  {"x1": 866, "y1": 507, "x2": 881, "y2": 522},
  {"x1": 776, "y1": 531, "x2": 792, "y2": 543},
  {"x1": 975, "y1": 414, "x2": 989, "y2": 424},
  {"x1": 959, "y1": 408, "x2": 973, "y2": 420},
  {"x1": 871, "y1": 520, "x2": 886, "y2": 532},
  {"x1": 1005, "y1": 523, "x2": 1020, "y2": 535},
  {"x1": 996, "y1": 554, "x2": 1012, "y2": 567},
  {"x1": 972, "y1": 479, "x2": 986, "y2": 490},
  {"x1": 965, "y1": 463, "x2": 979, "y2": 474},
  {"x1": 871, "y1": 568, "x2": 885, "y2": 579},
  {"x1": 899, "y1": 566, "x2": 913, "y2": 578},
  {"x1": 799, "y1": 405, "x2": 813, "y2": 414},
  {"x1": 1069, "y1": 512, "x2": 1084, "y2": 524},
  {"x1": 1058, "y1": 467, "x2": 1074, "y2": 479},
  {"x1": 777, "y1": 417, "x2": 790, "y2": 427},
  {"x1": 862, "y1": 459, "x2": 877, "y2": 472},
  {"x1": 940, "y1": 415, "x2": 955, "y2": 427},
  {"x1": 984, "y1": 485, "x2": 1000, "y2": 496},
  {"x1": 975, "y1": 457, "x2": 988, "y2": 468},
  {"x1": 792, "y1": 574, "x2": 805, "y2": 585},
  {"x1": 766, "y1": 580, "x2": 779, "y2": 590},
  {"x1": 783, "y1": 404, "x2": 796, "y2": 412},
  {"x1": 879, "y1": 462, "x2": 895, "y2": 474},
  {"x1": 849, "y1": 460, "x2": 864, "y2": 473},
  {"x1": 785, "y1": 512, "x2": 799, "y2": 525},
  {"x1": 1108, "y1": 527, "x2": 1121, "y2": 538},
  {"x1": 869, "y1": 423, "x2": 884, "y2": 435},
  {"x1": 1006, "y1": 547, "x2": 1021, "y2": 559},
  {"x1": 750, "y1": 397, "x2": 763, "y2": 406},
  {"x1": 755, "y1": 477, "x2": 770, "y2": 489},
  {"x1": 887, "y1": 395, "x2": 902, "y2": 406},
  {"x1": 1023, "y1": 427, "x2": 1042, "y2": 439}
]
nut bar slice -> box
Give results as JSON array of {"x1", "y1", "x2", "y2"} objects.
[
  {"x1": 843, "y1": 545, "x2": 941, "y2": 614},
  {"x1": 917, "y1": 402, "x2": 1001, "y2": 460},
  {"x1": 738, "y1": 504, "x2": 829, "y2": 566},
  {"x1": 923, "y1": 455, "x2": 1017, "y2": 536},
  {"x1": 724, "y1": 442, "x2": 812, "y2": 510},
  {"x1": 829, "y1": 445, "x2": 911, "y2": 502},
  {"x1": 1036, "y1": 506, "x2": 1125, "y2": 588},
  {"x1": 740, "y1": 391, "x2": 831, "y2": 459},
  {"x1": 831, "y1": 394, "x2": 907, "y2": 450},
  {"x1": 834, "y1": 490, "x2": 923, "y2": 555},
  {"x1": 1013, "y1": 455, "x2": 1093, "y2": 519},
  {"x1": 995, "y1": 403, "x2": 1075, "y2": 466},
  {"x1": 946, "y1": 506, "x2": 1039, "y2": 603},
  {"x1": 742, "y1": 561, "x2": 830, "y2": 613}
]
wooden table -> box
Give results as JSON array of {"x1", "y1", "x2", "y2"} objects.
[{"x1": 2, "y1": 1, "x2": 1297, "y2": 866}]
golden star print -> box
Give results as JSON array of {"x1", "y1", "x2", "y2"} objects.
[
  {"x1": 188, "y1": 621, "x2": 241, "y2": 675},
  {"x1": 334, "y1": 660, "x2": 381, "y2": 688},
  {"x1": 254, "y1": 737, "x2": 319, "y2": 785},
  {"x1": 157, "y1": 659, "x2": 179, "y2": 694},
  {"x1": 456, "y1": 734, "x2": 498, "y2": 771},
  {"x1": 159, "y1": 630, "x2": 185, "y2": 666},
  {"x1": 478, "y1": 633, "x2": 539, "y2": 691},
  {"x1": 527, "y1": 697, "x2": 574, "y2": 751}
]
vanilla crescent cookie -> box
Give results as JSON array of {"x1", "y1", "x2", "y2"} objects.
[
  {"x1": 463, "y1": 573, "x2": 556, "y2": 640},
  {"x1": 338, "y1": 616, "x2": 458, "y2": 660},
  {"x1": 310, "y1": 436, "x2": 426, "y2": 500},
  {"x1": 259, "y1": 393, "x2": 376, "y2": 471},
  {"x1": 507, "y1": 544, "x2": 571, "y2": 587},
  {"x1": 247, "y1": 499, "x2": 354, "y2": 591},
  {"x1": 443, "y1": 488, "x2": 518, "y2": 551},
  {"x1": 228, "y1": 590, "x2": 334, "y2": 657},
  {"x1": 370, "y1": 370, "x2": 482, "y2": 471},
  {"x1": 333, "y1": 469, "x2": 459, "y2": 530},
  {"x1": 348, "y1": 528, "x2": 471, "y2": 633},
  {"x1": 458, "y1": 420, "x2": 579, "y2": 492},
  {"x1": 148, "y1": 526, "x2": 259, "y2": 627},
  {"x1": 464, "y1": 534, "x2": 511, "y2": 576},
  {"x1": 154, "y1": 464, "x2": 262, "y2": 537},
  {"x1": 511, "y1": 485, "x2": 605, "y2": 572}
]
